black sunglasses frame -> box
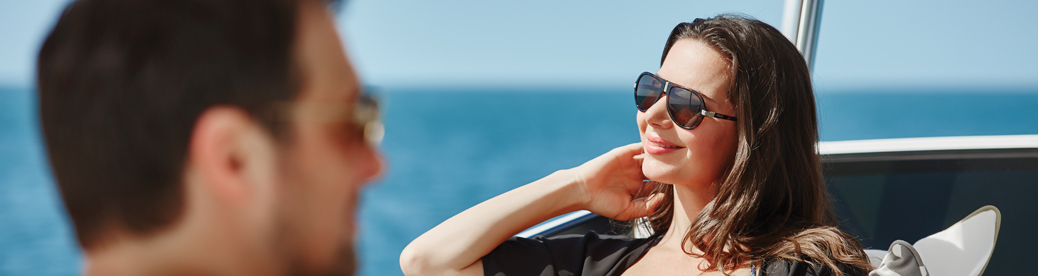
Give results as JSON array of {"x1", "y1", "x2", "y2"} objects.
[{"x1": 634, "y1": 72, "x2": 737, "y2": 130}]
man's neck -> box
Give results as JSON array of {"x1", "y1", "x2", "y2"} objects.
[
  {"x1": 82, "y1": 206, "x2": 276, "y2": 276},
  {"x1": 82, "y1": 224, "x2": 231, "y2": 276}
]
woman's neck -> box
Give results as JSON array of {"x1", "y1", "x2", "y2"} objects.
[{"x1": 658, "y1": 183, "x2": 717, "y2": 252}]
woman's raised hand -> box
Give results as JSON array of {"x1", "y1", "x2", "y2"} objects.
[
  {"x1": 569, "y1": 143, "x2": 665, "y2": 221},
  {"x1": 401, "y1": 143, "x2": 666, "y2": 276}
]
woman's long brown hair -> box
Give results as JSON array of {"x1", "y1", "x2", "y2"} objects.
[{"x1": 636, "y1": 14, "x2": 872, "y2": 275}]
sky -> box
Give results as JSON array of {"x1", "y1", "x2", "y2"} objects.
[{"x1": 2, "y1": 0, "x2": 1037, "y2": 91}]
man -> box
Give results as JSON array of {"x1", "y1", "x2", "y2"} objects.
[{"x1": 36, "y1": 0, "x2": 382, "y2": 275}]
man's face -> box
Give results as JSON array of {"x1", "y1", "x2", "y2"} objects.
[{"x1": 271, "y1": 1, "x2": 382, "y2": 275}]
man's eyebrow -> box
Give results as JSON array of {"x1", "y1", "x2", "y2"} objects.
[
  {"x1": 349, "y1": 86, "x2": 362, "y2": 99},
  {"x1": 340, "y1": 85, "x2": 362, "y2": 102}
]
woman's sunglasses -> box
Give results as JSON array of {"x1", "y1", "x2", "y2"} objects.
[{"x1": 634, "y1": 72, "x2": 737, "y2": 130}]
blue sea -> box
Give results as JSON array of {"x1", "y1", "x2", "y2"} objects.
[{"x1": 2, "y1": 86, "x2": 1037, "y2": 275}]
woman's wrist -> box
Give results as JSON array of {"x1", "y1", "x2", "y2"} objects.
[{"x1": 541, "y1": 169, "x2": 590, "y2": 213}]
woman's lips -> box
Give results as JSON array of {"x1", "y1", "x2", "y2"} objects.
[{"x1": 644, "y1": 133, "x2": 684, "y2": 155}]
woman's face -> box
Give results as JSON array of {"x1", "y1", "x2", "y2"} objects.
[{"x1": 638, "y1": 38, "x2": 739, "y2": 190}]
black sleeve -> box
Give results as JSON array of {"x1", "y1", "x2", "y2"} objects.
[
  {"x1": 481, "y1": 232, "x2": 653, "y2": 276},
  {"x1": 761, "y1": 258, "x2": 868, "y2": 276}
]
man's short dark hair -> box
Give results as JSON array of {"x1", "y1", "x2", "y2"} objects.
[{"x1": 37, "y1": 0, "x2": 308, "y2": 249}]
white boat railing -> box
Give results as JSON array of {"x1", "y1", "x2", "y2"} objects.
[
  {"x1": 515, "y1": 210, "x2": 593, "y2": 238},
  {"x1": 819, "y1": 135, "x2": 1038, "y2": 155}
]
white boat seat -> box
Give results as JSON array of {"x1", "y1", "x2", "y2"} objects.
[{"x1": 867, "y1": 205, "x2": 1001, "y2": 276}]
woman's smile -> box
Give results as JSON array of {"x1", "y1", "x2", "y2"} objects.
[{"x1": 644, "y1": 131, "x2": 684, "y2": 155}]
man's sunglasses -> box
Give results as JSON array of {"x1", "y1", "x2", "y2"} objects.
[
  {"x1": 267, "y1": 93, "x2": 384, "y2": 146},
  {"x1": 352, "y1": 94, "x2": 384, "y2": 146},
  {"x1": 634, "y1": 72, "x2": 737, "y2": 130}
]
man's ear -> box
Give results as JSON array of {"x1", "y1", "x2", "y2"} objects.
[{"x1": 187, "y1": 106, "x2": 276, "y2": 206}]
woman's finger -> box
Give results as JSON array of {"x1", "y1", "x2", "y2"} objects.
[
  {"x1": 642, "y1": 192, "x2": 666, "y2": 214},
  {"x1": 614, "y1": 192, "x2": 666, "y2": 221},
  {"x1": 616, "y1": 142, "x2": 644, "y2": 158}
]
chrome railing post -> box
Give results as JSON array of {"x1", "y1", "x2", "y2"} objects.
[{"x1": 782, "y1": 0, "x2": 824, "y2": 73}]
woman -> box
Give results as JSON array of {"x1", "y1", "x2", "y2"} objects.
[{"x1": 400, "y1": 15, "x2": 873, "y2": 276}]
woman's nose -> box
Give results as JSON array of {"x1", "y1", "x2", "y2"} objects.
[{"x1": 643, "y1": 93, "x2": 673, "y2": 129}]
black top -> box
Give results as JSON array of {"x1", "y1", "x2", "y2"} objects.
[{"x1": 481, "y1": 232, "x2": 866, "y2": 276}]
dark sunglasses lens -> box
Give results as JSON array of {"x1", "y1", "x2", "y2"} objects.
[
  {"x1": 667, "y1": 87, "x2": 704, "y2": 129},
  {"x1": 635, "y1": 74, "x2": 662, "y2": 111}
]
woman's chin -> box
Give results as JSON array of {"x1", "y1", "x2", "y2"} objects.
[{"x1": 641, "y1": 158, "x2": 680, "y2": 184}]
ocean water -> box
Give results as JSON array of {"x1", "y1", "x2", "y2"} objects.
[{"x1": 1, "y1": 86, "x2": 1037, "y2": 275}]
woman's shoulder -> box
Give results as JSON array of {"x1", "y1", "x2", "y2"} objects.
[
  {"x1": 759, "y1": 226, "x2": 871, "y2": 276},
  {"x1": 760, "y1": 257, "x2": 868, "y2": 276}
]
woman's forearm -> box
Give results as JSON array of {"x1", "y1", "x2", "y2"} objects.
[
  {"x1": 400, "y1": 143, "x2": 654, "y2": 276},
  {"x1": 399, "y1": 169, "x2": 586, "y2": 276}
]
